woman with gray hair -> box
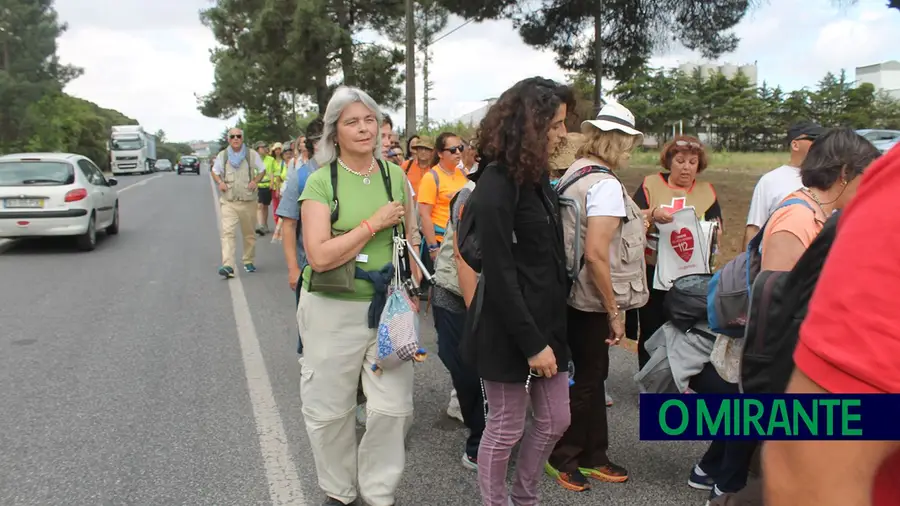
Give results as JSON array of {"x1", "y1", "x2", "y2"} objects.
[{"x1": 297, "y1": 86, "x2": 420, "y2": 506}]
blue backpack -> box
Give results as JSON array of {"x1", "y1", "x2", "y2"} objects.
[{"x1": 707, "y1": 198, "x2": 814, "y2": 336}]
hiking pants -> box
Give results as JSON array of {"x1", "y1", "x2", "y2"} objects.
[
  {"x1": 549, "y1": 306, "x2": 613, "y2": 472},
  {"x1": 433, "y1": 305, "x2": 485, "y2": 459},
  {"x1": 220, "y1": 200, "x2": 257, "y2": 267},
  {"x1": 297, "y1": 289, "x2": 414, "y2": 506},
  {"x1": 478, "y1": 373, "x2": 570, "y2": 506},
  {"x1": 690, "y1": 363, "x2": 758, "y2": 493}
]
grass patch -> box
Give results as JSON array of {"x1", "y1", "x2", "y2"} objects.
[{"x1": 619, "y1": 151, "x2": 788, "y2": 263}]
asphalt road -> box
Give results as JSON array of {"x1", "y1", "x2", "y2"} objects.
[{"x1": 0, "y1": 168, "x2": 712, "y2": 506}]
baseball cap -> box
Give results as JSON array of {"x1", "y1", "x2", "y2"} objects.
[
  {"x1": 788, "y1": 121, "x2": 826, "y2": 143},
  {"x1": 254, "y1": 141, "x2": 268, "y2": 149}
]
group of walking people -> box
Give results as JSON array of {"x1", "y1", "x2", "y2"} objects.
[{"x1": 211, "y1": 74, "x2": 894, "y2": 506}]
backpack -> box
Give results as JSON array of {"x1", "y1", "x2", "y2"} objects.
[
  {"x1": 706, "y1": 198, "x2": 814, "y2": 337},
  {"x1": 456, "y1": 162, "x2": 519, "y2": 273},
  {"x1": 739, "y1": 210, "x2": 841, "y2": 394},
  {"x1": 554, "y1": 164, "x2": 619, "y2": 284},
  {"x1": 432, "y1": 181, "x2": 476, "y2": 295}
]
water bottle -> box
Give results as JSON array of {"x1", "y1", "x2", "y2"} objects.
[{"x1": 568, "y1": 360, "x2": 575, "y2": 387}]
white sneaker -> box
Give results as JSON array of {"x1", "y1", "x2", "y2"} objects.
[
  {"x1": 447, "y1": 389, "x2": 464, "y2": 422},
  {"x1": 356, "y1": 403, "x2": 367, "y2": 426},
  {"x1": 605, "y1": 380, "x2": 613, "y2": 407}
]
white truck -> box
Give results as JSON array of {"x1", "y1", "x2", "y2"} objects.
[{"x1": 109, "y1": 125, "x2": 157, "y2": 175}]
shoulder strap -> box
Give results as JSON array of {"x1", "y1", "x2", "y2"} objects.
[
  {"x1": 402, "y1": 159, "x2": 412, "y2": 174},
  {"x1": 329, "y1": 161, "x2": 339, "y2": 224},
  {"x1": 555, "y1": 165, "x2": 614, "y2": 196},
  {"x1": 430, "y1": 169, "x2": 440, "y2": 195},
  {"x1": 748, "y1": 197, "x2": 815, "y2": 253}
]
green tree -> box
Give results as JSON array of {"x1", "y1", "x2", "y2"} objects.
[
  {"x1": 0, "y1": 0, "x2": 83, "y2": 152},
  {"x1": 437, "y1": 0, "x2": 754, "y2": 109},
  {"x1": 199, "y1": 0, "x2": 406, "y2": 135}
]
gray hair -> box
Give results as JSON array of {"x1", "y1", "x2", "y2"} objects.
[{"x1": 315, "y1": 86, "x2": 384, "y2": 167}]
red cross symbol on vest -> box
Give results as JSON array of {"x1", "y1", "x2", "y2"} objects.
[{"x1": 660, "y1": 197, "x2": 687, "y2": 213}]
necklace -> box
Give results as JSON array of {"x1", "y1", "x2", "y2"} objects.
[
  {"x1": 802, "y1": 188, "x2": 826, "y2": 214},
  {"x1": 338, "y1": 157, "x2": 376, "y2": 185}
]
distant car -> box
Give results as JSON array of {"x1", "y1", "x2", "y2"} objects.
[
  {"x1": 0, "y1": 153, "x2": 119, "y2": 251},
  {"x1": 156, "y1": 159, "x2": 172, "y2": 172},
  {"x1": 856, "y1": 129, "x2": 900, "y2": 153},
  {"x1": 177, "y1": 156, "x2": 201, "y2": 175}
]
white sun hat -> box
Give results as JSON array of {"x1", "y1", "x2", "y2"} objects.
[{"x1": 582, "y1": 100, "x2": 644, "y2": 143}]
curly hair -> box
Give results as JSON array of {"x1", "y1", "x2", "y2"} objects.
[
  {"x1": 659, "y1": 135, "x2": 708, "y2": 173},
  {"x1": 476, "y1": 77, "x2": 575, "y2": 185}
]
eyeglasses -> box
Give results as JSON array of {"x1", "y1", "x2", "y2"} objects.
[
  {"x1": 229, "y1": 134, "x2": 242, "y2": 139},
  {"x1": 675, "y1": 140, "x2": 701, "y2": 149},
  {"x1": 443, "y1": 145, "x2": 465, "y2": 154}
]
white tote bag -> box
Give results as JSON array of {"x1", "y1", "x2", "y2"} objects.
[{"x1": 654, "y1": 207, "x2": 717, "y2": 291}]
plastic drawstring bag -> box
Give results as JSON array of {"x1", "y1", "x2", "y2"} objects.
[{"x1": 372, "y1": 235, "x2": 427, "y2": 375}]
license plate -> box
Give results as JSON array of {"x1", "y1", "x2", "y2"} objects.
[{"x1": 5, "y1": 198, "x2": 44, "y2": 208}]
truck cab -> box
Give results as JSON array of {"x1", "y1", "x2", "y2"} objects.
[{"x1": 110, "y1": 125, "x2": 157, "y2": 175}]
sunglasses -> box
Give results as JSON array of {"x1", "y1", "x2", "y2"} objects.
[
  {"x1": 675, "y1": 140, "x2": 701, "y2": 149},
  {"x1": 443, "y1": 145, "x2": 465, "y2": 155},
  {"x1": 229, "y1": 134, "x2": 242, "y2": 139}
]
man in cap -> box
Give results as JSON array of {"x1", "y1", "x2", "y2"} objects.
[
  {"x1": 402, "y1": 135, "x2": 435, "y2": 198},
  {"x1": 211, "y1": 128, "x2": 268, "y2": 277},
  {"x1": 743, "y1": 121, "x2": 826, "y2": 250}
]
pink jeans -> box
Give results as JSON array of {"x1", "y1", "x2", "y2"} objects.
[{"x1": 477, "y1": 372, "x2": 571, "y2": 506}]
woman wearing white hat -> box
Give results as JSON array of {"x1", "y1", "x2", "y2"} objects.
[{"x1": 546, "y1": 101, "x2": 649, "y2": 492}]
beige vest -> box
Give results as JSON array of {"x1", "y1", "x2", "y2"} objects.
[
  {"x1": 218, "y1": 149, "x2": 258, "y2": 203},
  {"x1": 558, "y1": 158, "x2": 649, "y2": 313}
]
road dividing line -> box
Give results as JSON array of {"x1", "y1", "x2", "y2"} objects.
[
  {"x1": 118, "y1": 173, "x2": 165, "y2": 192},
  {"x1": 208, "y1": 175, "x2": 308, "y2": 506}
]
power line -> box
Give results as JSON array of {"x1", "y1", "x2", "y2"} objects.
[{"x1": 429, "y1": 19, "x2": 473, "y2": 45}]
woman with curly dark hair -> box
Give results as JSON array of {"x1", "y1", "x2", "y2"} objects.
[{"x1": 460, "y1": 76, "x2": 574, "y2": 506}]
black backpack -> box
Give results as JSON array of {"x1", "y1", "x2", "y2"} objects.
[{"x1": 739, "y1": 210, "x2": 842, "y2": 394}]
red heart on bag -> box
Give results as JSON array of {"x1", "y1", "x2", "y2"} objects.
[{"x1": 670, "y1": 227, "x2": 695, "y2": 262}]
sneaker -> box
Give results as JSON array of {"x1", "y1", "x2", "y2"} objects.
[
  {"x1": 705, "y1": 486, "x2": 725, "y2": 506},
  {"x1": 688, "y1": 464, "x2": 715, "y2": 490},
  {"x1": 579, "y1": 461, "x2": 629, "y2": 483},
  {"x1": 447, "y1": 389, "x2": 464, "y2": 422},
  {"x1": 461, "y1": 452, "x2": 478, "y2": 471},
  {"x1": 605, "y1": 381, "x2": 613, "y2": 407},
  {"x1": 218, "y1": 265, "x2": 235, "y2": 278},
  {"x1": 256, "y1": 227, "x2": 265, "y2": 236},
  {"x1": 322, "y1": 497, "x2": 356, "y2": 506},
  {"x1": 356, "y1": 403, "x2": 367, "y2": 426},
  {"x1": 244, "y1": 263, "x2": 257, "y2": 273},
  {"x1": 544, "y1": 462, "x2": 591, "y2": 492}
]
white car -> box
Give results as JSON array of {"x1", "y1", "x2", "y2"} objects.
[{"x1": 0, "y1": 153, "x2": 120, "y2": 251}]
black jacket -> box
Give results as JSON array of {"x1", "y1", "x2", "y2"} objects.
[{"x1": 462, "y1": 163, "x2": 570, "y2": 383}]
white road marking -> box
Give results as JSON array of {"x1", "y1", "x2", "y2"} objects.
[
  {"x1": 117, "y1": 173, "x2": 165, "y2": 192},
  {"x1": 207, "y1": 175, "x2": 308, "y2": 506}
]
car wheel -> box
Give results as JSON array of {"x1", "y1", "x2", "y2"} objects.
[
  {"x1": 106, "y1": 203, "x2": 119, "y2": 235},
  {"x1": 76, "y1": 213, "x2": 97, "y2": 251}
]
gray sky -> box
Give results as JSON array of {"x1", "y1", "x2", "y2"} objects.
[{"x1": 54, "y1": 0, "x2": 899, "y2": 143}]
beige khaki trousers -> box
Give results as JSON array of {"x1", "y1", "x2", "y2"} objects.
[
  {"x1": 220, "y1": 199, "x2": 257, "y2": 267},
  {"x1": 297, "y1": 289, "x2": 414, "y2": 506}
]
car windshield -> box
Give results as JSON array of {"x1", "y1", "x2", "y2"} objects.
[
  {"x1": 157, "y1": 160, "x2": 171, "y2": 166},
  {"x1": 112, "y1": 137, "x2": 143, "y2": 150},
  {"x1": 0, "y1": 161, "x2": 75, "y2": 186},
  {"x1": 182, "y1": 157, "x2": 197, "y2": 163}
]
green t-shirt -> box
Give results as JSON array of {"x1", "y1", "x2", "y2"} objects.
[{"x1": 299, "y1": 160, "x2": 407, "y2": 301}]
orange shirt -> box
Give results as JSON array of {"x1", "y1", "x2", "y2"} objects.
[
  {"x1": 760, "y1": 190, "x2": 828, "y2": 260},
  {"x1": 403, "y1": 159, "x2": 429, "y2": 197},
  {"x1": 417, "y1": 165, "x2": 469, "y2": 239}
]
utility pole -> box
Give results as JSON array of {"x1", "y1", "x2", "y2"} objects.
[
  {"x1": 404, "y1": 0, "x2": 417, "y2": 136},
  {"x1": 422, "y1": 47, "x2": 431, "y2": 129},
  {"x1": 593, "y1": 1, "x2": 603, "y2": 113}
]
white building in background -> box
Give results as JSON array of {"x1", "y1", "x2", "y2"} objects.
[
  {"x1": 855, "y1": 61, "x2": 900, "y2": 99},
  {"x1": 455, "y1": 99, "x2": 497, "y2": 127},
  {"x1": 677, "y1": 61, "x2": 758, "y2": 87}
]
